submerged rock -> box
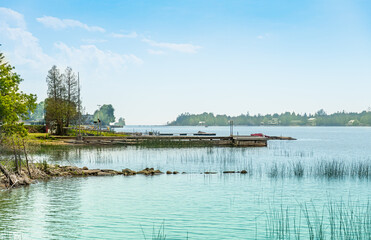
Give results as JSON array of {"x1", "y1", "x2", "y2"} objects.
[
  {"x1": 204, "y1": 172, "x2": 217, "y2": 174},
  {"x1": 97, "y1": 172, "x2": 115, "y2": 176},
  {"x1": 223, "y1": 171, "x2": 235, "y2": 174},
  {"x1": 173, "y1": 171, "x2": 179, "y2": 174}
]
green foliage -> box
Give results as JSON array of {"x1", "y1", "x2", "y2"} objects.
[
  {"x1": 169, "y1": 110, "x2": 371, "y2": 126},
  {"x1": 45, "y1": 66, "x2": 79, "y2": 135},
  {"x1": 117, "y1": 117, "x2": 126, "y2": 126},
  {"x1": 0, "y1": 52, "x2": 37, "y2": 136},
  {"x1": 28, "y1": 101, "x2": 45, "y2": 120},
  {"x1": 24, "y1": 125, "x2": 46, "y2": 133},
  {"x1": 93, "y1": 104, "x2": 115, "y2": 126}
]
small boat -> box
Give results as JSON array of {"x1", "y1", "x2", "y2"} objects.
[
  {"x1": 193, "y1": 131, "x2": 216, "y2": 136},
  {"x1": 251, "y1": 133, "x2": 265, "y2": 137}
]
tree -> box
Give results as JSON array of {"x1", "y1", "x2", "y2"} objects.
[
  {"x1": 29, "y1": 101, "x2": 45, "y2": 121},
  {"x1": 316, "y1": 109, "x2": 327, "y2": 116},
  {"x1": 0, "y1": 51, "x2": 36, "y2": 179},
  {"x1": 45, "y1": 65, "x2": 65, "y2": 135},
  {"x1": 93, "y1": 104, "x2": 115, "y2": 126},
  {"x1": 117, "y1": 117, "x2": 126, "y2": 126},
  {"x1": 45, "y1": 66, "x2": 79, "y2": 135},
  {"x1": 0, "y1": 52, "x2": 36, "y2": 135},
  {"x1": 63, "y1": 67, "x2": 78, "y2": 127}
]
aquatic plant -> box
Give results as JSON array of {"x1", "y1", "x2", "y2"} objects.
[{"x1": 265, "y1": 200, "x2": 371, "y2": 239}]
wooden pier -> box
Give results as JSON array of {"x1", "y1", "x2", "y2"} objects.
[{"x1": 58, "y1": 135, "x2": 296, "y2": 147}]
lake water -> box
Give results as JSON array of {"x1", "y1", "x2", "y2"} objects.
[{"x1": 1, "y1": 126, "x2": 371, "y2": 239}]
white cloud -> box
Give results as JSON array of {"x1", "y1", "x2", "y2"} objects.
[
  {"x1": 54, "y1": 42, "x2": 143, "y2": 72},
  {"x1": 142, "y1": 38, "x2": 201, "y2": 53},
  {"x1": 36, "y1": 16, "x2": 105, "y2": 32},
  {"x1": 0, "y1": 7, "x2": 26, "y2": 29},
  {"x1": 148, "y1": 49, "x2": 165, "y2": 55},
  {"x1": 0, "y1": 8, "x2": 53, "y2": 70},
  {"x1": 111, "y1": 32, "x2": 138, "y2": 38},
  {"x1": 1, "y1": 8, "x2": 142, "y2": 91}
]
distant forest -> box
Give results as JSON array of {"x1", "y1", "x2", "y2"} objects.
[{"x1": 168, "y1": 109, "x2": 371, "y2": 126}]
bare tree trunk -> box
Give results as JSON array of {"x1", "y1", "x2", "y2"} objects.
[
  {"x1": 11, "y1": 137, "x2": 20, "y2": 175},
  {"x1": 0, "y1": 163, "x2": 14, "y2": 186},
  {"x1": 22, "y1": 138, "x2": 32, "y2": 178}
]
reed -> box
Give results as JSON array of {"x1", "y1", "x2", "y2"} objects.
[{"x1": 265, "y1": 200, "x2": 371, "y2": 239}]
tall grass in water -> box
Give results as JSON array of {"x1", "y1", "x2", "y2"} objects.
[
  {"x1": 141, "y1": 222, "x2": 167, "y2": 240},
  {"x1": 265, "y1": 200, "x2": 371, "y2": 239},
  {"x1": 267, "y1": 160, "x2": 371, "y2": 179}
]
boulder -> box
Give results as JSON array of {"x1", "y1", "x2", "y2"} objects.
[
  {"x1": 66, "y1": 166, "x2": 79, "y2": 171},
  {"x1": 241, "y1": 170, "x2": 248, "y2": 174},
  {"x1": 154, "y1": 170, "x2": 163, "y2": 175},
  {"x1": 122, "y1": 168, "x2": 137, "y2": 176},
  {"x1": 82, "y1": 166, "x2": 89, "y2": 170},
  {"x1": 137, "y1": 168, "x2": 163, "y2": 176},
  {"x1": 223, "y1": 171, "x2": 235, "y2": 174},
  {"x1": 166, "y1": 171, "x2": 173, "y2": 174},
  {"x1": 21, "y1": 173, "x2": 32, "y2": 185},
  {"x1": 173, "y1": 171, "x2": 179, "y2": 174},
  {"x1": 60, "y1": 172, "x2": 70, "y2": 176},
  {"x1": 82, "y1": 169, "x2": 101, "y2": 175}
]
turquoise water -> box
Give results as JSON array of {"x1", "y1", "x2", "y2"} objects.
[{"x1": 1, "y1": 127, "x2": 371, "y2": 239}]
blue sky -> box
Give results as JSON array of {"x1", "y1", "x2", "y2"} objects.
[{"x1": 1, "y1": 0, "x2": 371, "y2": 124}]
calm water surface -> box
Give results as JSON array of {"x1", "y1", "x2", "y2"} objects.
[{"x1": 1, "y1": 127, "x2": 371, "y2": 239}]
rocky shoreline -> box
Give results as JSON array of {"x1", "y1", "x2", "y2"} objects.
[{"x1": 0, "y1": 164, "x2": 250, "y2": 190}]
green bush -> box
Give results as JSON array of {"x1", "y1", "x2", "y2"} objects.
[{"x1": 25, "y1": 125, "x2": 46, "y2": 133}]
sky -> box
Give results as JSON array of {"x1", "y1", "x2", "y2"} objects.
[{"x1": 1, "y1": 0, "x2": 371, "y2": 125}]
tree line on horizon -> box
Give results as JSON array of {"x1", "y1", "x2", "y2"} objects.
[{"x1": 168, "y1": 110, "x2": 371, "y2": 126}]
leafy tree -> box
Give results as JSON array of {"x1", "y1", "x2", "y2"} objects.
[
  {"x1": 117, "y1": 117, "x2": 126, "y2": 126},
  {"x1": 45, "y1": 65, "x2": 65, "y2": 135},
  {"x1": 0, "y1": 52, "x2": 36, "y2": 136},
  {"x1": 0, "y1": 51, "x2": 36, "y2": 177},
  {"x1": 93, "y1": 104, "x2": 115, "y2": 126},
  {"x1": 45, "y1": 66, "x2": 79, "y2": 135},
  {"x1": 29, "y1": 101, "x2": 45, "y2": 120}
]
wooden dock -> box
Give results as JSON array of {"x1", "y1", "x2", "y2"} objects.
[{"x1": 57, "y1": 135, "x2": 296, "y2": 147}]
